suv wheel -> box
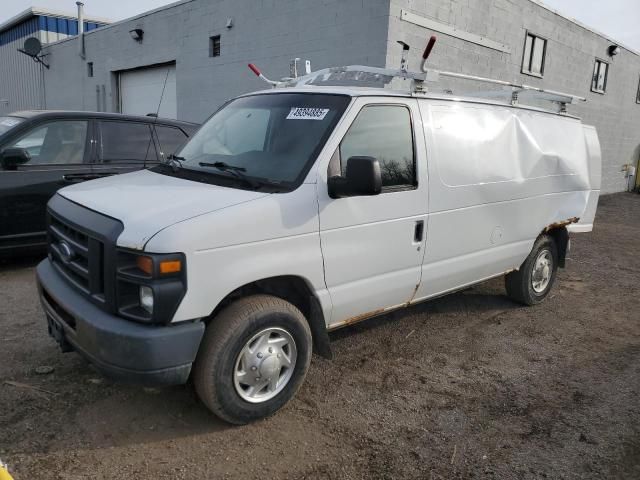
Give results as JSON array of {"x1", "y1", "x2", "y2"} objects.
[
  {"x1": 505, "y1": 235, "x2": 559, "y2": 306},
  {"x1": 193, "y1": 295, "x2": 312, "y2": 424}
]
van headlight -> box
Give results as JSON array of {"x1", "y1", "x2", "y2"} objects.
[
  {"x1": 139, "y1": 286, "x2": 154, "y2": 314},
  {"x1": 115, "y1": 250, "x2": 187, "y2": 324}
]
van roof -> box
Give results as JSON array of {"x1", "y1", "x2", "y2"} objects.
[{"x1": 240, "y1": 86, "x2": 582, "y2": 120}]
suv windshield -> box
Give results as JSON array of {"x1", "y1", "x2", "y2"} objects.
[
  {"x1": 0, "y1": 116, "x2": 24, "y2": 136},
  {"x1": 170, "y1": 93, "x2": 350, "y2": 190}
]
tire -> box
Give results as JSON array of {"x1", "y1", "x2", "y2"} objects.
[
  {"x1": 505, "y1": 235, "x2": 559, "y2": 306},
  {"x1": 193, "y1": 294, "x2": 312, "y2": 425}
]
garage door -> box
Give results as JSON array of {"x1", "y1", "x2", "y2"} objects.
[{"x1": 119, "y1": 64, "x2": 177, "y2": 119}]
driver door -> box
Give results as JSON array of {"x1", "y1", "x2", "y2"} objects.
[
  {"x1": 317, "y1": 98, "x2": 429, "y2": 328},
  {"x1": 0, "y1": 119, "x2": 93, "y2": 251}
]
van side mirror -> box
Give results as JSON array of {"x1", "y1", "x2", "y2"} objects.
[
  {"x1": 328, "y1": 156, "x2": 382, "y2": 199},
  {"x1": 0, "y1": 147, "x2": 31, "y2": 170}
]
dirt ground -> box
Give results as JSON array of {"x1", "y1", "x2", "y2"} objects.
[{"x1": 1, "y1": 193, "x2": 639, "y2": 480}]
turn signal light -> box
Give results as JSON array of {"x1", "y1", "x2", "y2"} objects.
[
  {"x1": 136, "y1": 256, "x2": 153, "y2": 275},
  {"x1": 159, "y1": 259, "x2": 182, "y2": 274}
]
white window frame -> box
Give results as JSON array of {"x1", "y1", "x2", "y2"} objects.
[
  {"x1": 521, "y1": 32, "x2": 547, "y2": 78},
  {"x1": 591, "y1": 58, "x2": 609, "y2": 94}
]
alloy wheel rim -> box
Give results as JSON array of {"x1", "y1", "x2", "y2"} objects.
[{"x1": 233, "y1": 327, "x2": 297, "y2": 403}]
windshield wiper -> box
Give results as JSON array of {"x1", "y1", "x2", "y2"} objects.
[
  {"x1": 198, "y1": 161, "x2": 261, "y2": 189},
  {"x1": 166, "y1": 154, "x2": 186, "y2": 172}
]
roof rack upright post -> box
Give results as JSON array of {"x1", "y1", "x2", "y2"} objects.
[
  {"x1": 289, "y1": 58, "x2": 300, "y2": 79},
  {"x1": 397, "y1": 41, "x2": 410, "y2": 73}
]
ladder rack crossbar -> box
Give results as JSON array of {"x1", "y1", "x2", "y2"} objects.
[{"x1": 436, "y1": 70, "x2": 586, "y2": 104}]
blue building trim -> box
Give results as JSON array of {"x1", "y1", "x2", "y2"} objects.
[
  {"x1": 39, "y1": 16, "x2": 105, "y2": 36},
  {"x1": 0, "y1": 15, "x2": 107, "y2": 47},
  {"x1": 0, "y1": 17, "x2": 38, "y2": 47}
]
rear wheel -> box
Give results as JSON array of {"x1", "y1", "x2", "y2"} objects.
[
  {"x1": 505, "y1": 235, "x2": 558, "y2": 305},
  {"x1": 193, "y1": 294, "x2": 312, "y2": 424}
]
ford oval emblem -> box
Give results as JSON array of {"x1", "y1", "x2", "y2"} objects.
[{"x1": 59, "y1": 241, "x2": 75, "y2": 263}]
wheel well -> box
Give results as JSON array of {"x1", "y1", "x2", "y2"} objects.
[
  {"x1": 208, "y1": 276, "x2": 332, "y2": 359},
  {"x1": 543, "y1": 227, "x2": 569, "y2": 268},
  {"x1": 211, "y1": 276, "x2": 311, "y2": 319}
]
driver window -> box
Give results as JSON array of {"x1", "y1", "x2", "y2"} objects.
[
  {"x1": 8, "y1": 121, "x2": 88, "y2": 165},
  {"x1": 338, "y1": 105, "x2": 415, "y2": 189}
]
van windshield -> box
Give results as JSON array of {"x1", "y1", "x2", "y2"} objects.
[
  {"x1": 175, "y1": 93, "x2": 350, "y2": 190},
  {"x1": 0, "y1": 116, "x2": 24, "y2": 136}
]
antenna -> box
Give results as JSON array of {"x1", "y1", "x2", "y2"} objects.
[
  {"x1": 144, "y1": 66, "x2": 172, "y2": 164},
  {"x1": 289, "y1": 58, "x2": 301, "y2": 79},
  {"x1": 18, "y1": 37, "x2": 49, "y2": 69}
]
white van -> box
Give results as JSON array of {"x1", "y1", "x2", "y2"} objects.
[{"x1": 36, "y1": 65, "x2": 601, "y2": 424}]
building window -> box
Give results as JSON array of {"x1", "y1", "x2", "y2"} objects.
[
  {"x1": 209, "y1": 35, "x2": 221, "y2": 57},
  {"x1": 636, "y1": 75, "x2": 640, "y2": 104},
  {"x1": 87, "y1": 62, "x2": 94, "y2": 78},
  {"x1": 591, "y1": 59, "x2": 609, "y2": 94},
  {"x1": 522, "y1": 32, "x2": 547, "y2": 77}
]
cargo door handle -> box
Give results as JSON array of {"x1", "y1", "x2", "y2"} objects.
[{"x1": 414, "y1": 220, "x2": 424, "y2": 242}]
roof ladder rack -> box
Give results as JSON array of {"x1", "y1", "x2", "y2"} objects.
[
  {"x1": 431, "y1": 69, "x2": 586, "y2": 110},
  {"x1": 416, "y1": 37, "x2": 586, "y2": 111},
  {"x1": 247, "y1": 36, "x2": 586, "y2": 115}
]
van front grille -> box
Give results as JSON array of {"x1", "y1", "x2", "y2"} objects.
[{"x1": 49, "y1": 214, "x2": 105, "y2": 302}]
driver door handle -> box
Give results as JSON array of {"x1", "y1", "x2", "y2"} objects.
[{"x1": 414, "y1": 220, "x2": 425, "y2": 243}]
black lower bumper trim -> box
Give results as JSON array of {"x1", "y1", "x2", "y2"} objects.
[{"x1": 37, "y1": 259, "x2": 204, "y2": 386}]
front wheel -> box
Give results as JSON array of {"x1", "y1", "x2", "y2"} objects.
[
  {"x1": 193, "y1": 295, "x2": 312, "y2": 424},
  {"x1": 505, "y1": 235, "x2": 559, "y2": 306}
]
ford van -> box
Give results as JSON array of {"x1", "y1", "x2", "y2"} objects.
[{"x1": 36, "y1": 64, "x2": 601, "y2": 424}]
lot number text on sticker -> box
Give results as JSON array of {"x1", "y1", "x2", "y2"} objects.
[{"x1": 286, "y1": 107, "x2": 330, "y2": 121}]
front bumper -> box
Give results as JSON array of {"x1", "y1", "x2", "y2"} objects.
[{"x1": 36, "y1": 259, "x2": 204, "y2": 386}]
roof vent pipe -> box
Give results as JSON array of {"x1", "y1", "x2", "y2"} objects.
[{"x1": 76, "y1": 1, "x2": 85, "y2": 58}]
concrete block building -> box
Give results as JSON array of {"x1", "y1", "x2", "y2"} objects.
[
  {"x1": 0, "y1": 7, "x2": 109, "y2": 113},
  {"x1": 4, "y1": 0, "x2": 640, "y2": 192}
]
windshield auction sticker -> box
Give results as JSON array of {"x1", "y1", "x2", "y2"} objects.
[{"x1": 286, "y1": 107, "x2": 330, "y2": 121}]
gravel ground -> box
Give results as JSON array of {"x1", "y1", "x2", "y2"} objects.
[{"x1": 1, "y1": 193, "x2": 639, "y2": 480}]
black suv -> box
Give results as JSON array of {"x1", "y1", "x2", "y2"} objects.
[{"x1": 0, "y1": 111, "x2": 198, "y2": 255}]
